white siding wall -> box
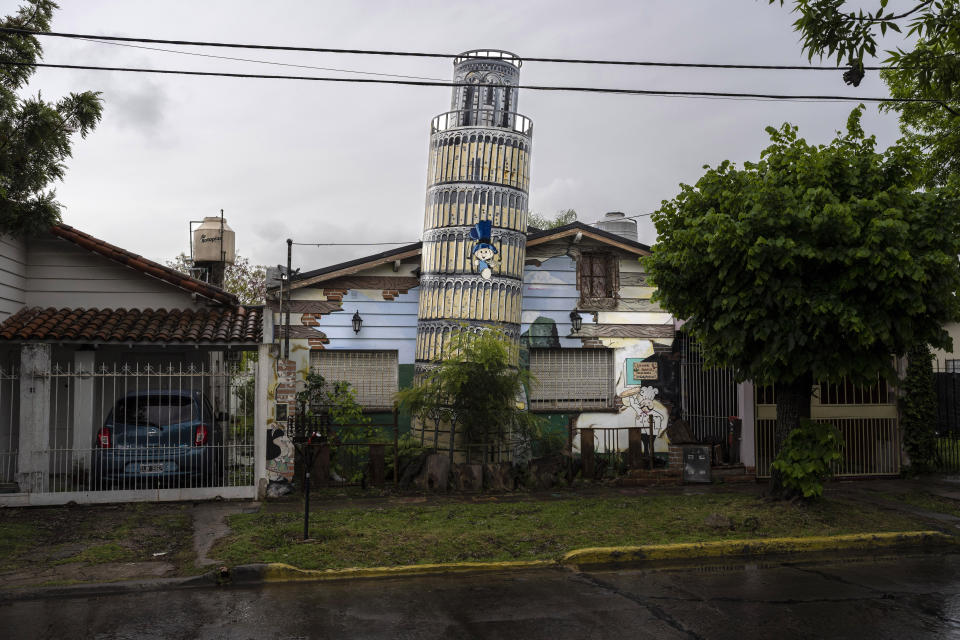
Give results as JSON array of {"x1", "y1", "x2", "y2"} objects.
[
  {"x1": 24, "y1": 236, "x2": 201, "y2": 310},
  {"x1": 0, "y1": 235, "x2": 27, "y2": 321}
]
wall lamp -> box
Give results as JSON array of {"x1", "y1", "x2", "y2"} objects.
[
  {"x1": 569, "y1": 310, "x2": 583, "y2": 332},
  {"x1": 352, "y1": 311, "x2": 363, "y2": 334}
]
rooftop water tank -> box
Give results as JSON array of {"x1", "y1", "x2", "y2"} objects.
[
  {"x1": 192, "y1": 216, "x2": 236, "y2": 265},
  {"x1": 594, "y1": 211, "x2": 638, "y2": 242}
]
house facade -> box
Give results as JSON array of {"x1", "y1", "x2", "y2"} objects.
[{"x1": 0, "y1": 225, "x2": 264, "y2": 504}]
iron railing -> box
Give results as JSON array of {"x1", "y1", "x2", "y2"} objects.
[
  {"x1": 431, "y1": 110, "x2": 533, "y2": 136},
  {"x1": 22, "y1": 361, "x2": 257, "y2": 494}
]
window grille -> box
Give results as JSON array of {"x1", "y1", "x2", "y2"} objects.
[
  {"x1": 946, "y1": 359, "x2": 960, "y2": 373},
  {"x1": 310, "y1": 351, "x2": 398, "y2": 410},
  {"x1": 818, "y1": 376, "x2": 891, "y2": 405},
  {"x1": 529, "y1": 348, "x2": 615, "y2": 410},
  {"x1": 579, "y1": 253, "x2": 618, "y2": 300}
]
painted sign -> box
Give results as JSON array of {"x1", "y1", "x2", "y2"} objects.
[{"x1": 626, "y1": 358, "x2": 658, "y2": 385}]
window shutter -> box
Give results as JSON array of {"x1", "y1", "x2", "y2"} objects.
[
  {"x1": 529, "y1": 349, "x2": 615, "y2": 410},
  {"x1": 310, "y1": 351, "x2": 399, "y2": 410}
]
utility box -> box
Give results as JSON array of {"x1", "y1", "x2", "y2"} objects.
[{"x1": 682, "y1": 445, "x2": 712, "y2": 483}]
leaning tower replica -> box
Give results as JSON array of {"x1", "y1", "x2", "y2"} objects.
[{"x1": 414, "y1": 50, "x2": 533, "y2": 441}]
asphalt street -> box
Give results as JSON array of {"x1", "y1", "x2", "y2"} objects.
[{"x1": 2, "y1": 553, "x2": 960, "y2": 639}]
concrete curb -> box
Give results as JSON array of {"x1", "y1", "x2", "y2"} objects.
[
  {"x1": 1, "y1": 530, "x2": 954, "y2": 600},
  {"x1": 561, "y1": 531, "x2": 957, "y2": 569},
  {"x1": 231, "y1": 560, "x2": 557, "y2": 585}
]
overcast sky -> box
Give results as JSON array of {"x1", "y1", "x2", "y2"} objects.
[{"x1": 14, "y1": 0, "x2": 905, "y2": 272}]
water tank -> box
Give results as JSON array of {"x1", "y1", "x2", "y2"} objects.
[
  {"x1": 594, "y1": 211, "x2": 638, "y2": 242},
  {"x1": 192, "y1": 216, "x2": 236, "y2": 265}
]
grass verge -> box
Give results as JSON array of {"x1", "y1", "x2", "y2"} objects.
[
  {"x1": 0, "y1": 503, "x2": 194, "y2": 573},
  {"x1": 212, "y1": 493, "x2": 942, "y2": 570}
]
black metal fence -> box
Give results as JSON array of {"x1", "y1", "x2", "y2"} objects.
[
  {"x1": 934, "y1": 362, "x2": 960, "y2": 472},
  {"x1": 287, "y1": 410, "x2": 399, "y2": 489}
]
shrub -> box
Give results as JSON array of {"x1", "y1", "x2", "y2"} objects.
[{"x1": 770, "y1": 419, "x2": 844, "y2": 499}]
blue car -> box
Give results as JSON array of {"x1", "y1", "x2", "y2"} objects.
[{"x1": 91, "y1": 390, "x2": 224, "y2": 489}]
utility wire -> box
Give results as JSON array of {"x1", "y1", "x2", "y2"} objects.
[
  {"x1": 292, "y1": 241, "x2": 419, "y2": 246},
  {"x1": 77, "y1": 37, "x2": 446, "y2": 81},
  {"x1": 1, "y1": 27, "x2": 888, "y2": 71},
  {"x1": 10, "y1": 61, "x2": 942, "y2": 104}
]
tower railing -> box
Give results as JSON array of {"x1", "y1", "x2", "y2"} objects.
[
  {"x1": 453, "y1": 50, "x2": 522, "y2": 67},
  {"x1": 431, "y1": 110, "x2": 533, "y2": 136}
]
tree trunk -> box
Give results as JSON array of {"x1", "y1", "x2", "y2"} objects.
[{"x1": 769, "y1": 372, "x2": 813, "y2": 499}]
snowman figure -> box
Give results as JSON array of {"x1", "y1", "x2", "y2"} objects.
[{"x1": 469, "y1": 220, "x2": 499, "y2": 280}]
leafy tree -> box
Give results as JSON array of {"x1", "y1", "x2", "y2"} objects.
[
  {"x1": 645, "y1": 107, "x2": 960, "y2": 496},
  {"x1": 528, "y1": 208, "x2": 577, "y2": 230},
  {"x1": 0, "y1": 1, "x2": 103, "y2": 236},
  {"x1": 769, "y1": 2, "x2": 960, "y2": 186},
  {"x1": 901, "y1": 344, "x2": 938, "y2": 472},
  {"x1": 167, "y1": 252, "x2": 266, "y2": 304},
  {"x1": 397, "y1": 328, "x2": 543, "y2": 459}
]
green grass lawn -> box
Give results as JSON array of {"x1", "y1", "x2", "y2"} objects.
[
  {"x1": 211, "y1": 493, "x2": 938, "y2": 570},
  {"x1": 0, "y1": 503, "x2": 194, "y2": 573}
]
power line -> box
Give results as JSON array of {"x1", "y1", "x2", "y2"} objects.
[
  {"x1": 11, "y1": 61, "x2": 941, "y2": 104},
  {"x1": 292, "y1": 241, "x2": 419, "y2": 246},
  {"x1": 78, "y1": 37, "x2": 446, "y2": 82},
  {"x1": 1, "y1": 27, "x2": 888, "y2": 71}
]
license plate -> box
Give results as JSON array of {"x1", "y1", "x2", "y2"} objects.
[{"x1": 140, "y1": 463, "x2": 164, "y2": 473}]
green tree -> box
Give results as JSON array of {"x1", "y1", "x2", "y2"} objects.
[
  {"x1": 0, "y1": 1, "x2": 103, "y2": 236},
  {"x1": 770, "y1": 2, "x2": 960, "y2": 187},
  {"x1": 397, "y1": 328, "x2": 543, "y2": 459},
  {"x1": 528, "y1": 208, "x2": 577, "y2": 230},
  {"x1": 644, "y1": 108, "x2": 960, "y2": 496},
  {"x1": 167, "y1": 252, "x2": 266, "y2": 304},
  {"x1": 901, "y1": 344, "x2": 938, "y2": 472}
]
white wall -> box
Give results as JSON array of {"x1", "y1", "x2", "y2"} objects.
[
  {"x1": 0, "y1": 235, "x2": 26, "y2": 321},
  {"x1": 24, "y1": 236, "x2": 202, "y2": 310}
]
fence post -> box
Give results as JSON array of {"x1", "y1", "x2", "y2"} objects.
[
  {"x1": 393, "y1": 405, "x2": 399, "y2": 487},
  {"x1": 580, "y1": 427, "x2": 594, "y2": 479},
  {"x1": 369, "y1": 444, "x2": 385, "y2": 486},
  {"x1": 628, "y1": 427, "x2": 645, "y2": 470},
  {"x1": 254, "y1": 344, "x2": 272, "y2": 499},
  {"x1": 17, "y1": 343, "x2": 50, "y2": 493}
]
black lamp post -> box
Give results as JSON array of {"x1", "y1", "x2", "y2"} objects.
[
  {"x1": 352, "y1": 311, "x2": 363, "y2": 334},
  {"x1": 569, "y1": 310, "x2": 582, "y2": 332}
]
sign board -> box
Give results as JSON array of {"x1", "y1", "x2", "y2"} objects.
[{"x1": 626, "y1": 358, "x2": 659, "y2": 385}]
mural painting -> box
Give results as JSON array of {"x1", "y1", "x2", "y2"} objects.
[
  {"x1": 469, "y1": 220, "x2": 499, "y2": 280},
  {"x1": 266, "y1": 427, "x2": 295, "y2": 483}
]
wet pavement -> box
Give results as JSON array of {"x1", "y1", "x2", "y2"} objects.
[{"x1": 3, "y1": 552, "x2": 960, "y2": 639}]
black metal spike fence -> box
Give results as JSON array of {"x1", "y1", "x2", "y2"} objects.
[{"x1": 934, "y1": 360, "x2": 960, "y2": 472}]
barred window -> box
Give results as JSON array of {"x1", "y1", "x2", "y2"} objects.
[
  {"x1": 529, "y1": 348, "x2": 615, "y2": 411},
  {"x1": 309, "y1": 350, "x2": 398, "y2": 410},
  {"x1": 946, "y1": 359, "x2": 960, "y2": 373},
  {"x1": 579, "y1": 253, "x2": 618, "y2": 300}
]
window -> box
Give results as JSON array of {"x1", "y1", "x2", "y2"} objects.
[
  {"x1": 528, "y1": 348, "x2": 615, "y2": 411},
  {"x1": 309, "y1": 351, "x2": 398, "y2": 410},
  {"x1": 579, "y1": 253, "x2": 618, "y2": 300},
  {"x1": 946, "y1": 359, "x2": 960, "y2": 373}
]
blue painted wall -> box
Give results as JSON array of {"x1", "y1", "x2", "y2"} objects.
[{"x1": 521, "y1": 255, "x2": 582, "y2": 348}]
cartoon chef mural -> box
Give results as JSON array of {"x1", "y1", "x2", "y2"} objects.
[
  {"x1": 469, "y1": 220, "x2": 499, "y2": 280},
  {"x1": 620, "y1": 385, "x2": 669, "y2": 451}
]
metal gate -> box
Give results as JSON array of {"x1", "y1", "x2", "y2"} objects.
[
  {"x1": 755, "y1": 378, "x2": 900, "y2": 478},
  {"x1": 678, "y1": 333, "x2": 738, "y2": 443},
  {"x1": 9, "y1": 357, "x2": 258, "y2": 504},
  {"x1": 934, "y1": 362, "x2": 960, "y2": 472}
]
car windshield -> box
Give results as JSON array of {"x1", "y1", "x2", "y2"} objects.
[{"x1": 112, "y1": 395, "x2": 202, "y2": 426}]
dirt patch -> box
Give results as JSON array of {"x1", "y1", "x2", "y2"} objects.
[{"x1": 0, "y1": 503, "x2": 194, "y2": 586}]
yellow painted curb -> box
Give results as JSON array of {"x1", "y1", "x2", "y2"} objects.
[
  {"x1": 261, "y1": 559, "x2": 556, "y2": 583},
  {"x1": 561, "y1": 531, "x2": 957, "y2": 568},
  {"x1": 245, "y1": 531, "x2": 956, "y2": 584}
]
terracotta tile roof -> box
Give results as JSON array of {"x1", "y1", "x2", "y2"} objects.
[
  {"x1": 0, "y1": 306, "x2": 262, "y2": 344},
  {"x1": 50, "y1": 224, "x2": 238, "y2": 306}
]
